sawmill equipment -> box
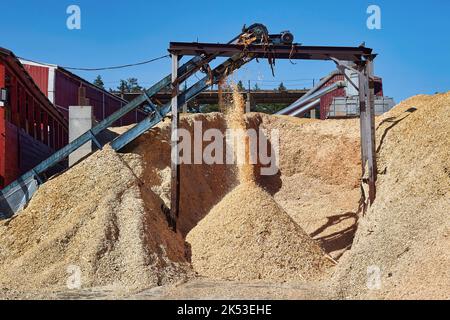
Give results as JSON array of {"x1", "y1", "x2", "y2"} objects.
[
  {"x1": 167, "y1": 40, "x2": 378, "y2": 222},
  {"x1": 0, "y1": 23, "x2": 276, "y2": 219},
  {"x1": 0, "y1": 23, "x2": 379, "y2": 227},
  {"x1": 270, "y1": 31, "x2": 295, "y2": 45}
]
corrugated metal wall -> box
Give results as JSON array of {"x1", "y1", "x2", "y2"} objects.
[
  {"x1": 5, "y1": 70, "x2": 67, "y2": 149},
  {"x1": 1, "y1": 122, "x2": 53, "y2": 187},
  {"x1": 374, "y1": 78, "x2": 383, "y2": 97},
  {"x1": 53, "y1": 69, "x2": 137, "y2": 126},
  {"x1": 22, "y1": 61, "x2": 147, "y2": 127},
  {"x1": 320, "y1": 74, "x2": 346, "y2": 120},
  {"x1": 4, "y1": 122, "x2": 20, "y2": 188},
  {"x1": 54, "y1": 70, "x2": 78, "y2": 119},
  {"x1": 328, "y1": 96, "x2": 395, "y2": 118},
  {"x1": 23, "y1": 64, "x2": 49, "y2": 99},
  {"x1": 0, "y1": 54, "x2": 68, "y2": 188},
  {"x1": 320, "y1": 73, "x2": 386, "y2": 119},
  {"x1": 18, "y1": 127, "x2": 53, "y2": 173}
]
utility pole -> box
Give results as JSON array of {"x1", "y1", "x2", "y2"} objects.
[{"x1": 246, "y1": 80, "x2": 251, "y2": 113}]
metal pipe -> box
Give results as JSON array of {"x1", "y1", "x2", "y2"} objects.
[
  {"x1": 278, "y1": 80, "x2": 346, "y2": 116},
  {"x1": 292, "y1": 70, "x2": 341, "y2": 104},
  {"x1": 289, "y1": 99, "x2": 320, "y2": 117}
]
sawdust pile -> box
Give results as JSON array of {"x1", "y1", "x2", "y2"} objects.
[
  {"x1": 186, "y1": 182, "x2": 335, "y2": 281},
  {"x1": 2, "y1": 87, "x2": 447, "y2": 299},
  {"x1": 130, "y1": 113, "x2": 236, "y2": 238},
  {"x1": 334, "y1": 92, "x2": 450, "y2": 299},
  {"x1": 0, "y1": 101, "x2": 365, "y2": 297},
  {"x1": 186, "y1": 86, "x2": 336, "y2": 282},
  {"x1": 254, "y1": 114, "x2": 363, "y2": 259},
  {"x1": 0, "y1": 146, "x2": 191, "y2": 295}
]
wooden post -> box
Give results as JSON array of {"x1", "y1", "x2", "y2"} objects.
[{"x1": 170, "y1": 54, "x2": 180, "y2": 227}]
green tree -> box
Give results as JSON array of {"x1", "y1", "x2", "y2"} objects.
[
  {"x1": 237, "y1": 80, "x2": 245, "y2": 92},
  {"x1": 116, "y1": 78, "x2": 143, "y2": 93},
  {"x1": 278, "y1": 82, "x2": 287, "y2": 91},
  {"x1": 117, "y1": 80, "x2": 129, "y2": 94},
  {"x1": 93, "y1": 75, "x2": 105, "y2": 89},
  {"x1": 253, "y1": 103, "x2": 288, "y2": 114},
  {"x1": 253, "y1": 82, "x2": 260, "y2": 91},
  {"x1": 127, "y1": 78, "x2": 143, "y2": 93}
]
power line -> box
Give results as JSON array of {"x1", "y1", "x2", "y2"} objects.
[
  {"x1": 18, "y1": 54, "x2": 170, "y2": 71},
  {"x1": 62, "y1": 55, "x2": 170, "y2": 71},
  {"x1": 247, "y1": 78, "x2": 315, "y2": 83}
]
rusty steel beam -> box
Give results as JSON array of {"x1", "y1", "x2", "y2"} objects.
[
  {"x1": 169, "y1": 42, "x2": 374, "y2": 62},
  {"x1": 365, "y1": 58, "x2": 377, "y2": 204},
  {"x1": 171, "y1": 54, "x2": 180, "y2": 227}
]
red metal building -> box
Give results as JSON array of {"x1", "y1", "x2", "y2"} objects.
[
  {"x1": 0, "y1": 48, "x2": 68, "y2": 189},
  {"x1": 20, "y1": 59, "x2": 145, "y2": 126},
  {"x1": 319, "y1": 72, "x2": 384, "y2": 120}
]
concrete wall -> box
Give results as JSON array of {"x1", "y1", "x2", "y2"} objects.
[{"x1": 69, "y1": 106, "x2": 93, "y2": 167}]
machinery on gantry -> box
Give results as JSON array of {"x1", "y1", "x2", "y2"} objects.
[{"x1": 0, "y1": 24, "x2": 378, "y2": 229}]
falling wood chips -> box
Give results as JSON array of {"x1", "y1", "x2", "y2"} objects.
[{"x1": 186, "y1": 84, "x2": 336, "y2": 282}]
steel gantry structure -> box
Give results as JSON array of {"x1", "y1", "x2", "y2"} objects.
[
  {"x1": 166, "y1": 30, "x2": 378, "y2": 221},
  {"x1": 0, "y1": 23, "x2": 378, "y2": 226}
]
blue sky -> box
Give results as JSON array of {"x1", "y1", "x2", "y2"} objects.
[{"x1": 0, "y1": 0, "x2": 449, "y2": 102}]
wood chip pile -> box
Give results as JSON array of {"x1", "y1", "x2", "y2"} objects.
[
  {"x1": 334, "y1": 92, "x2": 450, "y2": 299},
  {"x1": 186, "y1": 182, "x2": 335, "y2": 281},
  {"x1": 0, "y1": 89, "x2": 448, "y2": 300},
  {"x1": 0, "y1": 146, "x2": 191, "y2": 297}
]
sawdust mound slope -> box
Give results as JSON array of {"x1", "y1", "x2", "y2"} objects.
[
  {"x1": 0, "y1": 147, "x2": 190, "y2": 295},
  {"x1": 252, "y1": 114, "x2": 362, "y2": 260},
  {"x1": 186, "y1": 182, "x2": 334, "y2": 282},
  {"x1": 334, "y1": 92, "x2": 450, "y2": 299},
  {"x1": 130, "y1": 114, "x2": 235, "y2": 238}
]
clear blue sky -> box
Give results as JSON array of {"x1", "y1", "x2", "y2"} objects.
[{"x1": 0, "y1": 0, "x2": 449, "y2": 102}]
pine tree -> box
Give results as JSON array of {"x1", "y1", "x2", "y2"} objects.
[
  {"x1": 93, "y1": 75, "x2": 105, "y2": 89},
  {"x1": 278, "y1": 82, "x2": 287, "y2": 91},
  {"x1": 117, "y1": 80, "x2": 129, "y2": 94},
  {"x1": 127, "y1": 78, "x2": 143, "y2": 93},
  {"x1": 237, "y1": 80, "x2": 245, "y2": 92},
  {"x1": 116, "y1": 78, "x2": 143, "y2": 93}
]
